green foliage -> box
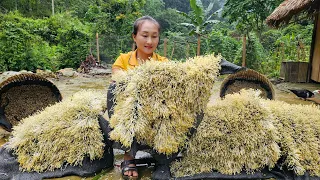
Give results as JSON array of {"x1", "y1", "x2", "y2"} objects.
[
  {"x1": 156, "y1": 8, "x2": 190, "y2": 33},
  {"x1": 275, "y1": 33, "x2": 299, "y2": 62},
  {"x1": 246, "y1": 34, "x2": 268, "y2": 70},
  {"x1": 233, "y1": 33, "x2": 267, "y2": 71},
  {"x1": 259, "y1": 24, "x2": 313, "y2": 77},
  {"x1": 46, "y1": 13, "x2": 92, "y2": 68},
  {"x1": 204, "y1": 27, "x2": 241, "y2": 63},
  {"x1": 163, "y1": 0, "x2": 191, "y2": 13},
  {"x1": 281, "y1": 24, "x2": 313, "y2": 45},
  {"x1": 141, "y1": 0, "x2": 190, "y2": 33},
  {"x1": 83, "y1": 0, "x2": 145, "y2": 62},
  {"x1": 141, "y1": 0, "x2": 165, "y2": 18},
  {"x1": 163, "y1": 0, "x2": 223, "y2": 14},
  {"x1": 273, "y1": 24, "x2": 312, "y2": 63},
  {"x1": 178, "y1": 0, "x2": 220, "y2": 55},
  {"x1": 0, "y1": 0, "x2": 315, "y2": 79},
  {"x1": 0, "y1": 0, "x2": 51, "y2": 17},
  {"x1": 0, "y1": 0, "x2": 98, "y2": 18},
  {"x1": 157, "y1": 31, "x2": 197, "y2": 61},
  {"x1": 222, "y1": 0, "x2": 282, "y2": 37},
  {"x1": 56, "y1": 26, "x2": 90, "y2": 68},
  {"x1": 86, "y1": 0, "x2": 145, "y2": 35},
  {"x1": 0, "y1": 12, "x2": 91, "y2": 71},
  {"x1": 0, "y1": 12, "x2": 57, "y2": 71},
  {"x1": 260, "y1": 29, "x2": 282, "y2": 52},
  {"x1": 179, "y1": 0, "x2": 219, "y2": 36}
]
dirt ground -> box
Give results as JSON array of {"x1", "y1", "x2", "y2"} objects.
[{"x1": 50, "y1": 73, "x2": 320, "y2": 105}]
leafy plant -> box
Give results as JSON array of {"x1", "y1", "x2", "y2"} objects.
[
  {"x1": 178, "y1": 0, "x2": 219, "y2": 55},
  {"x1": 222, "y1": 0, "x2": 282, "y2": 38},
  {"x1": 0, "y1": 13, "x2": 55, "y2": 71},
  {"x1": 0, "y1": 12, "x2": 91, "y2": 71},
  {"x1": 204, "y1": 27, "x2": 241, "y2": 63}
]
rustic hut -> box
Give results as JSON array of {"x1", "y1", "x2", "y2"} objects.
[{"x1": 266, "y1": 0, "x2": 320, "y2": 82}]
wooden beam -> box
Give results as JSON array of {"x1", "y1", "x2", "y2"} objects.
[{"x1": 310, "y1": 10, "x2": 320, "y2": 82}]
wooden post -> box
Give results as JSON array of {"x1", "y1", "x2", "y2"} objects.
[
  {"x1": 297, "y1": 41, "x2": 301, "y2": 62},
  {"x1": 311, "y1": 11, "x2": 320, "y2": 82},
  {"x1": 186, "y1": 41, "x2": 190, "y2": 58},
  {"x1": 96, "y1": 33, "x2": 100, "y2": 64},
  {"x1": 52, "y1": 0, "x2": 54, "y2": 16},
  {"x1": 301, "y1": 42, "x2": 306, "y2": 61},
  {"x1": 163, "y1": 38, "x2": 168, "y2": 57},
  {"x1": 170, "y1": 41, "x2": 176, "y2": 60},
  {"x1": 197, "y1": 34, "x2": 201, "y2": 56},
  {"x1": 242, "y1": 34, "x2": 246, "y2": 67},
  {"x1": 281, "y1": 42, "x2": 285, "y2": 62}
]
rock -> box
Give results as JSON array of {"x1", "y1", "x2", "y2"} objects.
[
  {"x1": 57, "y1": 68, "x2": 78, "y2": 77},
  {"x1": 0, "y1": 126, "x2": 10, "y2": 139},
  {"x1": 269, "y1": 77, "x2": 284, "y2": 85},
  {"x1": 19, "y1": 70, "x2": 29, "y2": 73},
  {"x1": 36, "y1": 69, "x2": 57, "y2": 78}
]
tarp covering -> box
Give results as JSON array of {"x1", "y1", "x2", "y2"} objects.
[{"x1": 174, "y1": 167, "x2": 320, "y2": 180}]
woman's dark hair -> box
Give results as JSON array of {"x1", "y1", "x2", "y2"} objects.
[{"x1": 132, "y1": 16, "x2": 160, "y2": 35}]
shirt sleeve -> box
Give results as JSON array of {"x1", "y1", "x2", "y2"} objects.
[
  {"x1": 112, "y1": 55, "x2": 125, "y2": 70},
  {"x1": 157, "y1": 54, "x2": 169, "y2": 62}
]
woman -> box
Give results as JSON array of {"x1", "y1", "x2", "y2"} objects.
[
  {"x1": 111, "y1": 16, "x2": 168, "y2": 179},
  {"x1": 112, "y1": 16, "x2": 167, "y2": 73}
]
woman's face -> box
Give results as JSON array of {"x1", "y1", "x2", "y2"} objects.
[{"x1": 133, "y1": 20, "x2": 159, "y2": 59}]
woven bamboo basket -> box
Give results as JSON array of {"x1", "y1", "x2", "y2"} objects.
[
  {"x1": 0, "y1": 73, "x2": 62, "y2": 131},
  {"x1": 220, "y1": 69, "x2": 275, "y2": 100}
]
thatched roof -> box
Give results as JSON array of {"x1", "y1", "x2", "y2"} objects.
[{"x1": 266, "y1": 0, "x2": 320, "y2": 28}]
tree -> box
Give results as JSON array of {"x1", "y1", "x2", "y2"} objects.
[
  {"x1": 83, "y1": 0, "x2": 146, "y2": 62},
  {"x1": 178, "y1": 0, "x2": 219, "y2": 56},
  {"x1": 0, "y1": 0, "x2": 98, "y2": 18},
  {"x1": 222, "y1": 0, "x2": 282, "y2": 39},
  {"x1": 142, "y1": 0, "x2": 165, "y2": 18},
  {"x1": 163, "y1": 0, "x2": 224, "y2": 14},
  {"x1": 222, "y1": 0, "x2": 281, "y2": 67},
  {"x1": 163, "y1": 0, "x2": 191, "y2": 13}
]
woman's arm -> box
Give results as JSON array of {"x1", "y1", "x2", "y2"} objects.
[
  {"x1": 112, "y1": 67, "x2": 122, "y2": 74},
  {"x1": 306, "y1": 97, "x2": 320, "y2": 104}
]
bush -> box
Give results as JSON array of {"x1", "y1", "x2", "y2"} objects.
[
  {"x1": 205, "y1": 30, "x2": 241, "y2": 63},
  {"x1": 0, "y1": 13, "x2": 56, "y2": 71},
  {"x1": 0, "y1": 12, "x2": 91, "y2": 71}
]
